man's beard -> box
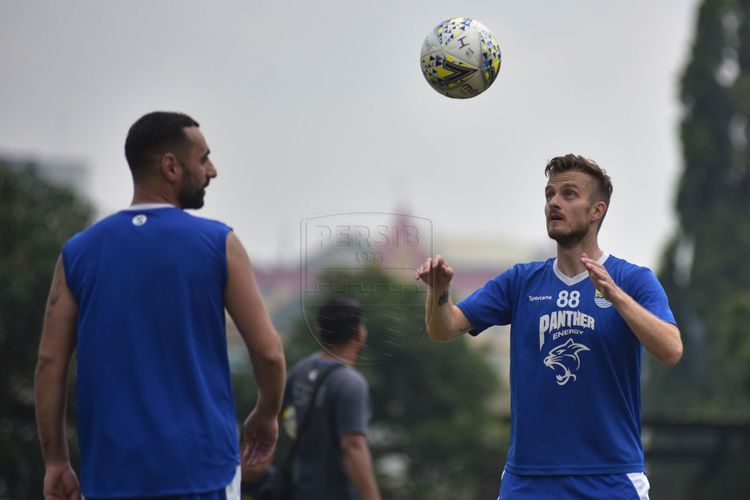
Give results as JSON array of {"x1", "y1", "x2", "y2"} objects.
[
  {"x1": 178, "y1": 172, "x2": 206, "y2": 209},
  {"x1": 547, "y1": 221, "x2": 589, "y2": 248}
]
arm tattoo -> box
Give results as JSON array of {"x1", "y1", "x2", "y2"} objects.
[{"x1": 437, "y1": 290, "x2": 449, "y2": 306}]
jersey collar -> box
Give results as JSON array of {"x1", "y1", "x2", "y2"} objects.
[
  {"x1": 122, "y1": 203, "x2": 175, "y2": 211},
  {"x1": 552, "y1": 252, "x2": 610, "y2": 286}
]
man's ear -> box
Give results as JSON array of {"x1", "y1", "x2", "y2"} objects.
[
  {"x1": 161, "y1": 153, "x2": 181, "y2": 183},
  {"x1": 590, "y1": 200, "x2": 607, "y2": 225},
  {"x1": 355, "y1": 324, "x2": 367, "y2": 344}
]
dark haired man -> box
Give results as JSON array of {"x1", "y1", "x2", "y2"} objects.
[
  {"x1": 35, "y1": 111, "x2": 286, "y2": 500},
  {"x1": 417, "y1": 154, "x2": 682, "y2": 499},
  {"x1": 282, "y1": 298, "x2": 381, "y2": 500}
]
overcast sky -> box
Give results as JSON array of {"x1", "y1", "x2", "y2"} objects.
[{"x1": 1, "y1": 0, "x2": 698, "y2": 270}]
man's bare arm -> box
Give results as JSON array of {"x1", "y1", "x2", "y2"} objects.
[
  {"x1": 340, "y1": 433, "x2": 381, "y2": 500},
  {"x1": 416, "y1": 255, "x2": 474, "y2": 341},
  {"x1": 35, "y1": 257, "x2": 81, "y2": 499},
  {"x1": 224, "y1": 232, "x2": 286, "y2": 465},
  {"x1": 610, "y1": 293, "x2": 682, "y2": 365},
  {"x1": 582, "y1": 254, "x2": 683, "y2": 366}
]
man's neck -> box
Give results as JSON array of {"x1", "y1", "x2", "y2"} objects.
[
  {"x1": 555, "y1": 241, "x2": 603, "y2": 278},
  {"x1": 319, "y1": 346, "x2": 359, "y2": 368},
  {"x1": 131, "y1": 187, "x2": 179, "y2": 207}
]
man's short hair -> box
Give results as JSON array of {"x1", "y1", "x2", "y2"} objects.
[
  {"x1": 544, "y1": 154, "x2": 613, "y2": 206},
  {"x1": 124, "y1": 111, "x2": 199, "y2": 178},
  {"x1": 316, "y1": 298, "x2": 362, "y2": 347}
]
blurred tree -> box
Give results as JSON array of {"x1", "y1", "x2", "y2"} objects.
[
  {"x1": 645, "y1": 1, "x2": 750, "y2": 497},
  {"x1": 263, "y1": 267, "x2": 507, "y2": 500},
  {"x1": 0, "y1": 161, "x2": 93, "y2": 499},
  {"x1": 650, "y1": 0, "x2": 750, "y2": 417}
]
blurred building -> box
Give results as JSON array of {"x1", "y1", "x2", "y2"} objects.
[{"x1": 228, "y1": 211, "x2": 551, "y2": 411}]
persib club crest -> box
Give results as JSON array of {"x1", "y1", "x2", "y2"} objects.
[
  {"x1": 594, "y1": 289, "x2": 612, "y2": 309},
  {"x1": 301, "y1": 213, "x2": 433, "y2": 366}
]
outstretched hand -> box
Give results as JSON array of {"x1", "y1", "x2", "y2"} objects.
[
  {"x1": 44, "y1": 463, "x2": 80, "y2": 500},
  {"x1": 243, "y1": 407, "x2": 279, "y2": 468},
  {"x1": 581, "y1": 253, "x2": 621, "y2": 303},
  {"x1": 415, "y1": 255, "x2": 454, "y2": 290}
]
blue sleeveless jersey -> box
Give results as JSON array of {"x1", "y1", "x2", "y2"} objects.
[
  {"x1": 62, "y1": 207, "x2": 238, "y2": 497},
  {"x1": 457, "y1": 254, "x2": 676, "y2": 475}
]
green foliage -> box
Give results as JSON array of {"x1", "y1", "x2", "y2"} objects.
[
  {"x1": 275, "y1": 267, "x2": 506, "y2": 500},
  {"x1": 717, "y1": 293, "x2": 750, "y2": 400},
  {"x1": 647, "y1": 1, "x2": 750, "y2": 497},
  {"x1": 0, "y1": 161, "x2": 93, "y2": 499},
  {"x1": 650, "y1": 0, "x2": 750, "y2": 416}
]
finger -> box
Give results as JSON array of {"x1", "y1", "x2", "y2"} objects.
[
  {"x1": 428, "y1": 256, "x2": 437, "y2": 275},
  {"x1": 583, "y1": 261, "x2": 599, "y2": 274},
  {"x1": 244, "y1": 427, "x2": 276, "y2": 463},
  {"x1": 68, "y1": 480, "x2": 80, "y2": 500},
  {"x1": 420, "y1": 257, "x2": 433, "y2": 275},
  {"x1": 254, "y1": 445, "x2": 274, "y2": 465},
  {"x1": 434, "y1": 256, "x2": 449, "y2": 272},
  {"x1": 247, "y1": 442, "x2": 274, "y2": 467},
  {"x1": 418, "y1": 257, "x2": 440, "y2": 282},
  {"x1": 592, "y1": 277, "x2": 614, "y2": 297},
  {"x1": 585, "y1": 266, "x2": 603, "y2": 283},
  {"x1": 416, "y1": 257, "x2": 432, "y2": 275},
  {"x1": 244, "y1": 440, "x2": 259, "y2": 465},
  {"x1": 416, "y1": 261, "x2": 432, "y2": 282},
  {"x1": 582, "y1": 255, "x2": 605, "y2": 271},
  {"x1": 437, "y1": 266, "x2": 451, "y2": 281},
  {"x1": 584, "y1": 261, "x2": 605, "y2": 278},
  {"x1": 587, "y1": 269, "x2": 606, "y2": 286},
  {"x1": 434, "y1": 255, "x2": 444, "y2": 268},
  {"x1": 589, "y1": 265, "x2": 610, "y2": 281}
]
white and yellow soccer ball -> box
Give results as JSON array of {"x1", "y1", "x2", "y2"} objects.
[{"x1": 420, "y1": 17, "x2": 502, "y2": 99}]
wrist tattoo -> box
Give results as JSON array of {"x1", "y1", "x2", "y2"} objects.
[{"x1": 437, "y1": 290, "x2": 449, "y2": 306}]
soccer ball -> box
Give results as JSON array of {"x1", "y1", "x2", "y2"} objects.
[{"x1": 420, "y1": 17, "x2": 501, "y2": 99}]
